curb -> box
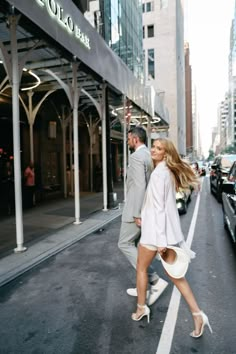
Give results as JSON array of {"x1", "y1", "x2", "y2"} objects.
[{"x1": 0, "y1": 208, "x2": 122, "y2": 288}]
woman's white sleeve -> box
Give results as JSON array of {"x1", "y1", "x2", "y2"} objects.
[{"x1": 150, "y1": 173, "x2": 167, "y2": 247}]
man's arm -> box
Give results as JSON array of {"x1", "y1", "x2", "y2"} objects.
[{"x1": 129, "y1": 155, "x2": 147, "y2": 219}]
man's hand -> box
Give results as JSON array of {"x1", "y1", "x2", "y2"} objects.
[{"x1": 134, "y1": 217, "x2": 141, "y2": 227}]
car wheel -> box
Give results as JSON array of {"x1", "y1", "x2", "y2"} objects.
[{"x1": 223, "y1": 208, "x2": 227, "y2": 230}]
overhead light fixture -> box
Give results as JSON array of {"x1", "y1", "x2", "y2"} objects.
[
  {"x1": 111, "y1": 110, "x2": 118, "y2": 116},
  {"x1": 152, "y1": 116, "x2": 161, "y2": 123},
  {"x1": 21, "y1": 70, "x2": 41, "y2": 91},
  {"x1": 0, "y1": 62, "x2": 41, "y2": 91},
  {"x1": 115, "y1": 105, "x2": 133, "y2": 111}
]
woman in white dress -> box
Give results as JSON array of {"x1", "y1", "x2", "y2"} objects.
[{"x1": 131, "y1": 138, "x2": 212, "y2": 338}]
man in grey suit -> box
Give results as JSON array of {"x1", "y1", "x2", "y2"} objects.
[{"x1": 118, "y1": 126, "x2": 168, "y2": 305}]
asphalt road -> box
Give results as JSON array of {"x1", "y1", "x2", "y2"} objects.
[{"x1": 0, "y1": 176, "x2": 236, "y2": 354}]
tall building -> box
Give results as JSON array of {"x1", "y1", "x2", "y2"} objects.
[
  {"x1": 85, "y1": 0, "x2": 144, "y2": 81},
  {"x1": 184, "y1": 42, "x2": 193, "y2": 157},
  {"x1": 142, "y1": 0, "x2": 186, "y2": 154},
  {"x1": 228, "y1": 3, "x2": 236, "y2": 148},
  {"x1": 217, "y1": 93, "x2": 229, "y2": 152},
  {"x1": 211, "y1": 127, "x2": 220, "y2": 155},
  {"x1": 103, "y1": 0, "x2": 144, "y2": 81}
]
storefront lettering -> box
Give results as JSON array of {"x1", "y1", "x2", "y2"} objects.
[{"x1": 35, "y1": 0, "x2": 91, "y2": 50}]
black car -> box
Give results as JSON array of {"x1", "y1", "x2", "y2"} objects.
[
  {"x1": 222, "y1": 161, "x2": 236, "y2": 243},
  {"x1": 210, "y1": 154, "x2": 236, "y2": 202}
]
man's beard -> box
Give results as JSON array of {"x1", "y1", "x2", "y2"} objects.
[{"x1": 129, "y1": 146, "x2": 135, "y2": 153}]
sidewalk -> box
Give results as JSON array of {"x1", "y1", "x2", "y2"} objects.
[{"x1": 0, "y1": 185, "x2": 124, "y2": 287}]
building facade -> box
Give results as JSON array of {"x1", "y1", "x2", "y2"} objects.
[
  {"x1": 85, "y1": 0, "x2": 144, "y2": 81},
  {"x1": 142, "y1": 0, "x2": 186, "y2": 154},
  {"x1": 217, "y1": 93, "x2": 229, "y2": 152},
  {"x1": 228, "y1": 4, "x2": 236, "y2": 148},
  {"x1": 184, "y1": 42, "x2": 193, "y2": 157}
]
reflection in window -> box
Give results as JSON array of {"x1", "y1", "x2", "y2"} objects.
[
  {"x1": 148, "y1": 48, "x2": 155, "y2": 79},
  {"x1": 103, "y1": 0, "x2": 144, "y2": 81},
  {"x1": 111, "y1": 0, "x2": 119, "y2": 45}
]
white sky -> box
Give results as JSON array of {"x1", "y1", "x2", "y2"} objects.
[{"x1": 185, "y1": 0, "x2": 235, "y2": 156}]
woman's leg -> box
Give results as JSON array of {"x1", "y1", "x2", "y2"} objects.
[
  {"x1": 134, "y1": 245, "x2": 157, "y2": 317},
  {"x1": 168, "y1": 275, "x2": 203, "y2": 335}
]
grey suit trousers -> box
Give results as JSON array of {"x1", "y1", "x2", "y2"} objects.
[{"x1": 118, "y1": 221, "x2": 160, "y2": 283}]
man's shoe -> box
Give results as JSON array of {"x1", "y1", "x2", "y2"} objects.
[
  {"x1": 126, "y1": 277, "x2": 168, "y2": 300},
  {"x1": 147, "y1": 278, "x2": 168, "y2": 306},
  {"x1": 126, "y1": 287, "x2": 150, "y2": 298}
]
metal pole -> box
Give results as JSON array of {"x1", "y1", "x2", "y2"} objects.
[
  {"x1": 10, "y1": 16, "x2": 26, "y2": 252},
  {"x1": 147, "y1": 117, "x2": 151, "y2": 150},
  {"x1": 29, "y1": 123, "x2": 34, "y2": 162},
  {"x1": 62, "y1": 107, "x2": 67, "y2": 198},
  {"x1": 101, "y1": 83, "x2": 108, "y2": 211},
  {"x1": 72, "y1": 62, "x2": 81, "y2": 224},
  {"x1": 69, "y1": 116, "x2": 73, "y2": 196},
  {"x1": 123, "y1": 95, "x2": 127, "y2": 202},
  {"x1": 89, "y1": 114, "x2": 93, "y2": 192},
  {"x1": 28, "y1": 91, "x2": 34, "y2": 162}
]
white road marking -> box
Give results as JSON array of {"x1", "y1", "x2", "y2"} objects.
[{"x1": 156, "y1": 192, "x2": 201, "y2": 354}]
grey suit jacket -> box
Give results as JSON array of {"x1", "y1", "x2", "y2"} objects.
[{"x1": 122, "y1": 145, "x2": 152, "y2": 222}]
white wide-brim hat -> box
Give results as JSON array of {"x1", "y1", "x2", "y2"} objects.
[{"x1": 160, "y1": 246, "x2": 190, "y2": 279}]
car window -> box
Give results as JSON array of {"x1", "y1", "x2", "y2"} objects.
[
  {"x1": 221, "y1": 155, "x2": 236, "y2": 168},
  {"x1": 228, "y1": 163, "x2": 236, "y2": 180}
]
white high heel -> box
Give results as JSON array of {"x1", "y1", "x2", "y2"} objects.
[
  {"x1": 190, "y1": 311, "x2": 213, "y2": 338},
  {"x1": 131, "y1": 304, "x2": 150, "y2": 323}
]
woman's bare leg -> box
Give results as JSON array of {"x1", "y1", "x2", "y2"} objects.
[
  {"x1": 133, "y1": 245, "x2": 157, "y2": 317},
  {"x1": 169, "y1": 275, "x2": 203, "y2": 335}
]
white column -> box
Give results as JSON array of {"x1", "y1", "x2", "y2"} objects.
[
  {"x1": 69, "y1": 117, "x2": 74, "y2": 196},
  {"x1": 28, "y1": 91, "x2": 34, "y2": 162},
  {"x1": 62, "y1": 107, "x2": 67, "y2": 198},
  {"x1": 10, "y1": 16, "x2": 26, "y2": 252},
  {"x1": 147, "y1": 118, "x2": 151, "y2": 150},
  {"x1": 123, "y1": 96, "x2": 127, "y2": 202},
  {"x1": 72, "y1": 63, "x2": 81, "y2": 224},
  {"x1": 89, "y1": 114, "x2": 93, "y2": 192},
  {"x1": 101, "y1": 83, "x2": 108, "y2": 211}
]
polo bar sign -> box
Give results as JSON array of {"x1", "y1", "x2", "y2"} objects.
[{"x1": 35, "y1": 0, "x2": 91, "y2": 50}]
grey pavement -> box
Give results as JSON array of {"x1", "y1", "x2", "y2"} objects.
[{"x1": 0, "y1": 185, "x2": 124, "y2": 288}]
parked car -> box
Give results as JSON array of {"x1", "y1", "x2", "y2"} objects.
[
  {"x1": 176, "y1": 187, "x2": 192, "y2": 214},
  {"x1": 198, "y1": 161, "x2": 207, "y2": 176},
  {"x1": 222, "y1": 161, "x2": 236, "y2": 243},
  {"x1": 208, "y1": 160, "x2": 214, "y2": 171},
  {"x1": 190, "y1": 161, "x2": 206, "y2": 176},
  {"x1": 210, "y1": 154, "x2": 236, "y2": 202}
]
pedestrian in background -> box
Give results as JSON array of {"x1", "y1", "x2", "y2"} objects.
[
  {"x1": 132, "y1": 138, "x2": 212, "y2": 339},
  {"x1": 24, "y1": 161, "x2": 35, "y2": 208},
  {"x1": 118, "y1": 126, "x2": 168, "y2": 306},
  {"x1": 2, "y1": 160, "x2": 14, "y2": 215}
]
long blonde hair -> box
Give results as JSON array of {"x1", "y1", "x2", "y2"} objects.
[{"x1": 154, "y1": 138, "x2": 199, "y2": 191}]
